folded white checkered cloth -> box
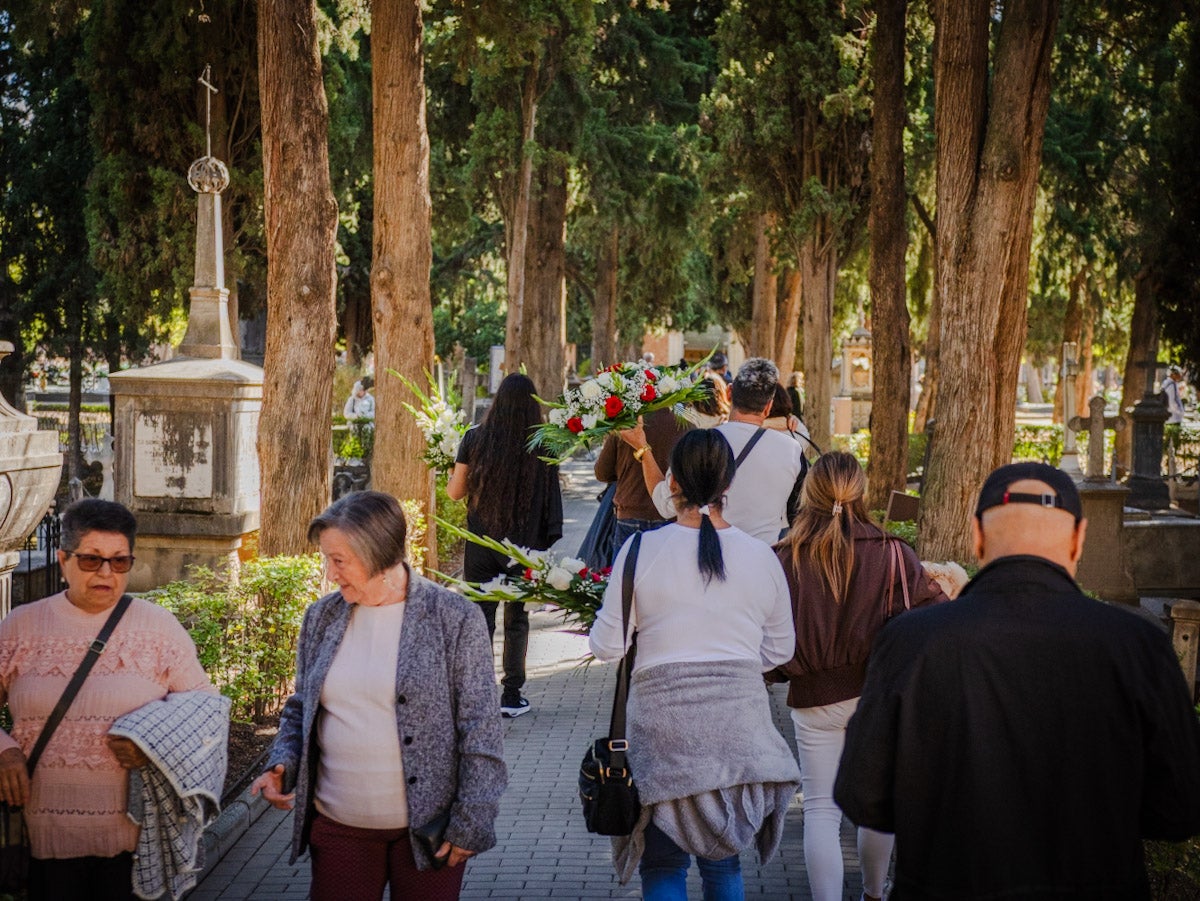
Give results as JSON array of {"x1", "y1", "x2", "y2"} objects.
[{"x1": 110, "y1": 690, "x2": 231, "y2": 900}]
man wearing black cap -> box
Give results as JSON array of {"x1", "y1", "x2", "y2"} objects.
[{"x1": 834, "y1": 462, "x2": 1200, "y2": 899}]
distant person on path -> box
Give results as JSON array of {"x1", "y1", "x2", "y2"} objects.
[
  {"x1": 595, "y1": 407, "x2": 692, "y2": 549},
  {"x1": 620, "y1": 357, "x2": 807, "y2": 544},
  {"x1": 773, "y1": 453, "x2": 946, "y2": 901},
  {"x1": 765, "y1": 382, "x2": 815, "y2": 452},
  {"x1": 708, "y1": 351, "x2": 733, "y2": 385},
  {"x1": 447, "y1": 373, "x2": 563, "y2": 717},
  {"x1": 590, "y1": 429, "x2": 800, "y2": 899},
  {"x1": 0, "y1": 499, "x2": 218, "y2": 901},
  {"x1": 835, "y1": 462, "x2": 1200, "y2": 899},
  {"x1": 1162, "y1": 364, "x2": 1185, "y2": 425},
  {"x1": 344, "y1": 380, "x2": 376, "y2": 420},
  {"x1": 251, "y1": 492, "x2": 505, "y2": 901}
]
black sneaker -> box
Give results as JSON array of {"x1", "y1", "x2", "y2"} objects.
[{"x1": 500, "y1": 696, "x2": 531, "y2": 718}]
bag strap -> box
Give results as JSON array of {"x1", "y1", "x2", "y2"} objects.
[
  {"x1": 734, "y1": 427, "x2": 767, "y2": 470},
  {"x1": 25, "y1": 593, "x2": 134, "y2": 776},
  {"x1": 885, "y1": 540, "x2": 911, "y2": 620},
  {"x1": 605, "y1": 533, "x2": 642, "y2": 773}
]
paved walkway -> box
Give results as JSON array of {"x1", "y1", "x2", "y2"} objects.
[{"x1": 191, "y1": 459, "x2": 867, "y2": 900}]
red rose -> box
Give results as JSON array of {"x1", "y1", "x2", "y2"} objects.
[
  {"x1": 524, "y1": 567, "x2": 535, "y2": 580},
  {"x1": 605, "y1": 395, "x2": 624, "y2": 417},
  {"x1": 578, "y1": 567, "x2": 589, "y2": 577},
  {"x1": 641, "y1": 384, "x2": 657, "y2": 402},
  {"x1": 591, "y1": 572, "x2": 604, "y2": 582},
  {"x1": 644, "y1": 369, "x2": 657, "y2": 382},
  {"x1": 567, "y1": 416, "x2": 584, "y2": 433}
]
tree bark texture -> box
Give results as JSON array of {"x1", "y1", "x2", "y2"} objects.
[
  {"x1": 502, "y1": 64, "x2": 540, "y2": 375},
  {"x1": 749, "y1": 213, "x2": 778, "y2": 359},
  {"x1": 800, "y1": 236, "x2": 836, "y2": 455},
  {"x1": 257, "y1": 0, "x2": 339, "y2": 556},
  {"x1": 865, "y1": 0, "x2": 911, "y2": 512},
  {"x1": 775, "y1": 268, "x2": 802, "y2": 380},
  {"x1": 1076, "y1": 289, "x2": 1095, "y2": 417},
  {"x1": 1116, "y1": 266, "x2": 1159, "y2": 474},
  {"x1": 591, "y1": 225, "x2": 619, "y2": 370},
  {"x1": 518, "y1": 155, "x2": 569, "y2": 398},
  {"x1": 920, "y1": 0, "x2": 1060, "y2": 562},
  {"x1": 371, "y1": 0, "x2": 437, "y2": 561}
]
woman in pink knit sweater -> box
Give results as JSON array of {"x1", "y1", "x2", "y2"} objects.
[{"x1": 0, "y1": 499, "x2": 212, "y2": 901}]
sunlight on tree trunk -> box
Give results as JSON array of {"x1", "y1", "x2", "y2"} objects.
[
  {"x1": 801, "y1": 237, "x2": 835, "y2": 455},
  {"x1": 256, "y1": 0, "x2": 337, "y2": 556},
  {"x1": 519, "y1": 155, "x2": 568, "y2": 398}
]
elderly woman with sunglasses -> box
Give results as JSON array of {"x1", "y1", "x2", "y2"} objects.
[{"x1": 0, "y1": 499, "x2": 214, "y2": 901}]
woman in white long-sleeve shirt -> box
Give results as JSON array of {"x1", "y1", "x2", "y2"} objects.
[{"x1": 589, "y1": 429, "x2": 799, "y2": 901}]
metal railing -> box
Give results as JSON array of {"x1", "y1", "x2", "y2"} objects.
[{"x1": 15, "y1": 511, "x2": 65, "y2": 607}]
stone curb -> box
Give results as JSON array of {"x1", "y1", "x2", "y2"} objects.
[{"x1": 200, "y1": 786, "x2": 272, "y2": 875}]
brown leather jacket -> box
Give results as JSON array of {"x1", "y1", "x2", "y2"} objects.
[{"x1": 774, "y1": 521, "x2": 948, "y2": 708}]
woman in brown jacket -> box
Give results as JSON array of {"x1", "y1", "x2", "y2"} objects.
[{"x1": 775, "y1": 453, "x2": 947, "y2": 901}]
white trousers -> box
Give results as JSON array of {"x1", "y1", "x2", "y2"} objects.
[{"x1": 791, "y1": 698, "x2": 894, "y2": 901}]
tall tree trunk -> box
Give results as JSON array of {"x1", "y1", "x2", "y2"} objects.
[
  {"x1": 1076, "y1": 287, "x2": 1095, "y2": 417},
  {"x1": 343, "y1": 291, "x2": 372, "y2": 367},
  {"x1": 68, "y1": 328, "x2": 83, "y2": 483},
  {"x1": 371, "y1": 0, "x2": 437, "y2": 563},
  {"x1": 913, "y1": 278, "x2": 941, "y2": 432},
  {"x1": 518, "y1": 155, "x2": 568, "y2": 398},
  {"x1": 502, "y1": 64, "x2": 540, "y2": 376},
  {"x1": 774, "y1": 267, "x2": 802, "y2": 379},
  {"x1": 1117, "y1": 266, "x2": 1159, "y2": 475},
  {"x1": 866, "y1": 0, "x2": 910, "y2": 512},
  {"x1": 800, "y1": 235, "x2": 836, "y2": 454},
  {"x1": 749, "y1": 212, "x2": 778, "y2": 359},
  {"x1": 1052, "y1": 266, "x2": 1085, "y2": 423},
  {"x1": 257, "y1": 0, "x2": 338, "y2": 556},
  {"x1": 591, "y1": 224, "x2": 619, "y2": 370},
  {"x1": 921, "y1": 0, "x2": 1059, "y2": 561}
]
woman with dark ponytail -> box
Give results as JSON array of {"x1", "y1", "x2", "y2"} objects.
[
  {"x1": 589, "y1": 429, "x2": 799, "y2": 899},
  {"x1": 447, "y1": 373, "x2": 562, "y2": 717},
  {"x1": 774, "y1": 452, "x2": 947, "y2": 901}
]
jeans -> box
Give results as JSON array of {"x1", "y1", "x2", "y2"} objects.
[
  {"x1": 791, "y1": 699, "x2": 894, "y2": 901},
  {"x1": 639, "y1": 820, "x2": 744, "y2": 901},
  {"x1": 614, "y1": 517, "x2": 669, "y2": 549},
  {"x1": 478, "y1": 600, "x2": 529, "y2": 697}
]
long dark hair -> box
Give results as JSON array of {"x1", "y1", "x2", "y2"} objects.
[
  {"x1": 669, "y1": 429, "x2": 736, "y2": 584},
  {"x1": 467, "y1": 373, "x2": 547, "y2": 537}
]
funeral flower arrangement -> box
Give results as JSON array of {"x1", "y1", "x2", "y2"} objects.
[
  {"x1": 391, "y1": 369, "x2": 467, "y2": 474},
  {"x1": 531, "y1": 360, "x2": 711, "y2": 462},
  {"x1": 434, "y1": 520, "x2": 610, "y2": 632}
]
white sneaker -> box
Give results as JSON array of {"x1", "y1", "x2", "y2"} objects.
[{"x1": 500, "y1": 696, "x2": 530, "y2": 718}]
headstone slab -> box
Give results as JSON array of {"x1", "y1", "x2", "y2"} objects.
[{"x1": 1074, "y1": 480, "x2": 1138, "y2": 604}]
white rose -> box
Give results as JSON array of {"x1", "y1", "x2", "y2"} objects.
[
  {"x1": 581, "y1": 379, "x2": 604, "y2": 401},
  {"x1": 657, "y1": 375, "x2": 678, "y2": 395},
  {"x1": 546, "y1": 566, "x2": 574, "y2": 591},
  {"x1": 582, "y1": 413, "x2": 599, "y2": 429},
  {"x1": 549, "y1": 408, "x2": 567, "y2": 426},
  {"x1": 559, "y1": 556, "x2": 588, "y2": 573}
]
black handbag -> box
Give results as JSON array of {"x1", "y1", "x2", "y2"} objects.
[
  {"x1": 579, "y1": 533, "x2": 642, "y2": 836},
  {"x1": 0, "y1": 593, "x2": 133, "y2": 893},
  {"x1": 412, "y1": 809, "x2": 451, "y2": 869}
]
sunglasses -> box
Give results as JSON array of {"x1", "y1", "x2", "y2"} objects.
[{"x1": 67, "y1": 552, "x2": 136, "y2": 574}]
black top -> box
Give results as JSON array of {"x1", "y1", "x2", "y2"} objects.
[
  {"x1": 835, "y1": 555, "x2": 1200, "y2": 900},
  {"x1": 456, "y1": 426, "x2": 563, "y2": 583}
]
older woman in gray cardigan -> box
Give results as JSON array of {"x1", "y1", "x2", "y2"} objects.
[{"x1": 251, "y1": 492, "x2": 506, "y2": 901}]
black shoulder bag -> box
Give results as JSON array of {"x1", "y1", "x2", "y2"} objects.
[
  {"x1": 578, "y1": 533, "x2": 642, "y2": 836},
  {"x1": 0, "y1": 593, "x2": 134, "y2": 893}
]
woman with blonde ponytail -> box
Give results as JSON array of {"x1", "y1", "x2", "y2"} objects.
[
  {"x1": 775, "y1": 453, "x2": 947, "y2": 901},
  {"x1": 589, "y1": 430, "x2": 800, "y2": 900}
]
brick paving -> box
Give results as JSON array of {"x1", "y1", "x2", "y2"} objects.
[{"x1": 190, "y1": 459, "x2": 869, "y2": 900}]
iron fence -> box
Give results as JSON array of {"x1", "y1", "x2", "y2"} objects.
[{"x1": 15, "y1": 511, "x2": 65, "y2": 607}]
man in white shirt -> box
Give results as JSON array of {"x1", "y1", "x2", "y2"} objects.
[
  {"x1": 1161, "y1": 365, "x2": 1185, "y2": 425},
  {"x1": 343, "y1": 381, "x2": 376, "y2": 420},
  {"x1": 618, "y1": 358, "x2": 808, "y2": 544}
]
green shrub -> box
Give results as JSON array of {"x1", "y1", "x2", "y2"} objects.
[
  {"x1": 1146, "y1": 837, "x2": 1200, "y2": 899},
  {"x1": 435, "y1": 475, "x2": 467, "y2": 569},
  {"x1": 152, "y1": 555, "x2": 322, "y2": 722}
]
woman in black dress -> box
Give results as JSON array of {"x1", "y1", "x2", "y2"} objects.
[{"x1": 447, "y1": 373, "x2": 563, "y2": 717}]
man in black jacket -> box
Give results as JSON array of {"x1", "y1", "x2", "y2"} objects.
[{"x1": 835, "y1": 462, "x2": 1200, "y2": 900}]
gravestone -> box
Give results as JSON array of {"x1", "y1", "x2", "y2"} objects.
[
  {"x1": 108, "y1": 70, "x2": 263, "y2": 591},
  {"x1": 1125, "y1": 355, "x2": 1170, "y2": 510},
  {"x1": 1059, "y1": 342, "x2": 1081, "y2": 478},
  {"x1": 1070, "y1": 395, "x2": 1137, "y2": 605}
]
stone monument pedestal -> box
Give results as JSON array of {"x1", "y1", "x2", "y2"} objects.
[
  {"x1": 109, "y1": 357, "x2": 262, "y2": 592},
  {"x1": 1074, "y1": 481, "x2": 1138, "y2": 605}
]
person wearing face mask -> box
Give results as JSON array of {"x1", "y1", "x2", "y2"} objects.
[
  {"x1": 0, "y1": 499, "x2": 218, "y2": 901},
  {"x1": 250, "y1": 491, "x2": 506, "y2": 901}
]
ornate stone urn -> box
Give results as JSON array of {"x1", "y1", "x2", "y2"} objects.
[{"x1": 0, "y1": 342, "x2": 64, "y2": 615}]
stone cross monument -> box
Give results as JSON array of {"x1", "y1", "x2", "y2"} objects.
[
  {"x1": 108, "y1": 69, "x2": 264, "y2": 591},
  {"x1": 1068, "y1": 394, "x2": 1125, "y2": 482}
]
